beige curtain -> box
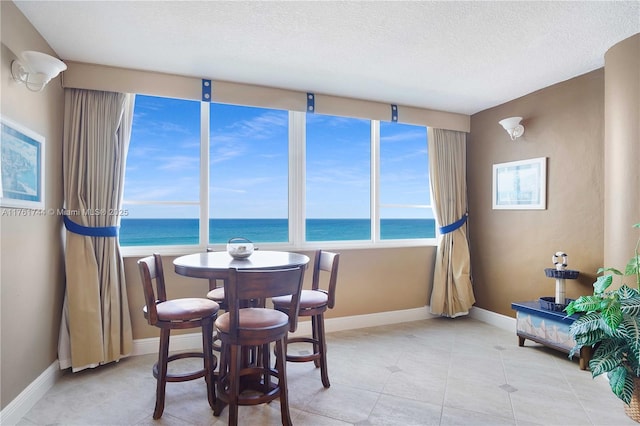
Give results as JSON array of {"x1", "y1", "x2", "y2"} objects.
[
  {"x1": 428, "y1": 128, "x2": 475, "y2": 317},
  {"x1": 58, "y1": 89, "x2": 135, "y2": 371}
]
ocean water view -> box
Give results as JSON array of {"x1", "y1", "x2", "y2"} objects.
[{"x1": 119, "y1": 218, "x2": 436, "y2": 246}]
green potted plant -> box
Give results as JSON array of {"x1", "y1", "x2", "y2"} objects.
[{"x1": 565, "y1": 223, "x2": 640, "y2": 419}]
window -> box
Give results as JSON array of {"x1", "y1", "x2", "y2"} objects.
[
  {"x1": 379, "y1": 122, "x2": 435, "y2": 239},
  {"x1": 121, "y1": 95, "x2": 435, "y2": 250},
  {"x1": 209, "y1": 104, "x2": 289, "y2": 243},
  {"x1": 121, "y1": 95, "x2": 201, "y2": 246},
  {"x1": 306, "y1": 114, "x2": 371, "y2": 241}
]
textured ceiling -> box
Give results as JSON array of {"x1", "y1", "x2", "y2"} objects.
[{"x1": 14, "y1": 1, "x2": 640, "y2": 115}]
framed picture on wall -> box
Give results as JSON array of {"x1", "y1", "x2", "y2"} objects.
[
  {"x1": 492, "y1": 157, "x2": 547, "y2": 210},
  {"x1": 0, "y1": 116, "x2": 45, "y2": 209}
]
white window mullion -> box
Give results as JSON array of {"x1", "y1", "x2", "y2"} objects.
[
  {"x1": 200, "y1": 101, "x2": 210, "y2": 247},
  {"x1": 289, "y1": 111, "x2": 306, "y2": 247},
  {"x1": 371, "y1": 120, "x2": 380, "y2": 242}
]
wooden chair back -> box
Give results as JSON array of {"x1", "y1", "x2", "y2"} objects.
[
  {"x1": 137, "y1": 253, "x2": 167, "y2": 326},
  {"x1": 226, "y1": 266, "x2": 305, "y2": 336},
  {"x1": 312, "y1": 250, "x2": 340, "y2": 309}
]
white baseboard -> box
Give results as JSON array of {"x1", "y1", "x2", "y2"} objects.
[
  {"x1": 2, "y1": 305, "x2": 507, "y2": 425},
  {"x1": 469, "y1": 306, "x2": 516, "y2": 332},
  {"x1": 0, "y1": 360, "x2": 63, "y2": 426},
  {"x1": 292, "y1": 306, "x2": 439, "y2": 337}
]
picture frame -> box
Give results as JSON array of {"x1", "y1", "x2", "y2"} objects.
[
  {"x1": 0, "y1": 116, "x2": 45, "y2": 209},
  {"x1": 492, "y1": 157, "x2": 547, "y2": 210}
]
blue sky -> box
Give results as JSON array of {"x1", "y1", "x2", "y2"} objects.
[{"x1": 123, "y1": 95, "x2": 431, "y2": 219}]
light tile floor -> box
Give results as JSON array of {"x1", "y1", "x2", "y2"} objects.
[{"x1": 17, "y1": 317, "x2": 636, "y2": 425}]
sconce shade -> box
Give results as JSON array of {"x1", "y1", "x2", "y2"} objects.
[
  {"x1": 11, "y1": 51, "x2": 67, "y2": 92},
  {"x1": 498, "y1": 116, "x2": 525, "y2": 140}
]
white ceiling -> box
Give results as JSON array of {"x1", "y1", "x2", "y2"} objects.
[{"x1": 14, "y1": 1, "x2": 640, "y2": 115}]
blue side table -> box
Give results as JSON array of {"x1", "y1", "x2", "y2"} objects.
[{"x1": 511, "y1": 301, "x2": 591, "y2": 370}]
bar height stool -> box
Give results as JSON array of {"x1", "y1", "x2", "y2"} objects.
[
  {"x1": 272, "y1": 250, "x2": 340, "y2": 388},
  {"x1": 137, "y1": 254, "x2": 219, "y2": 419},
  {"x1": 214, "y1": 265, "x2": 306, "y2": 426}
]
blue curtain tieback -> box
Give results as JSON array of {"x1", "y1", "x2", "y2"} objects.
[
  {"x1": 63, "y1": 214, "x2": 119, "y2": 237},
  {"x1": 439, "y1": 213, "x2": 468, "y2": 235}
]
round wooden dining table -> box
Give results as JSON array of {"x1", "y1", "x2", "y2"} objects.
[{"x1": 173, "y1": 250, "x2": 310, "y2": 280}]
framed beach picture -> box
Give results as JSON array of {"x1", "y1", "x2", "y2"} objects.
[
  {"x1": 0, "y1": 116, "x2": 45, "y2": 209},
  {"x1": 492, "y1": 157, "x2": 546, "y2": 210}
]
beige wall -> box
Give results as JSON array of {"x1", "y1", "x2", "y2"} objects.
[
  {"x1": 1, "y1": 2, "x2": 66, "y2": 409},
  {"x1": 124, "y1": 247, "x2": 436, "y2": 339},
  {"x1": 468, "y1": 70, "x2": 606, "y2": 317},
  {"x1": 604, "y1": 34, "x2": 640, "y2": 272}
]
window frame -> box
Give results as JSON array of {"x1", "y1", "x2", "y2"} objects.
[{"x1": 120, "y1": 99, "x2": 437, "y2": 257}]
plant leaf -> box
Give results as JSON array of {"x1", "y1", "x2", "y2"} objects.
[
  {"x1": 601, "y1": 301, "x2": 623, "y2": 332},
  {"x1": 590, "y1": 339, "x2": 624, "y2": 377},
  {"x1": 568, "y1": 344, "x2": 582, "y2": 359},
  {"x1": 569, "y1": 329, "x2": 609, "y2": 359},
  {"x1": 570, "y1": 312, "x2": 604, "y2": 335},
  {"x1": 614, "y1": 316, "x2": 640, "y2": 359},
  {"x1": 582, "y1": 329, "x2": 607, "y2": 344},
  {"x1": 628, "y1": 340, "x2": 640, "y2": 378},
  {"x1": 618, "y1": 285, "x2": 640, "y2": 299},
  {"x1": 594, "y1": 274, "x2": 614, "y2": 294},
  {"x1": 598, "y1": 267, "x2": 623, "y2": 276},
  {"x1": 565, "y1": 299, "x2": 579, "y2": 316},
  {"x1": 626, "y1": 256, "x2": 640, "y2": 276},
  {"x1": 620, "y1": 293, "x2": 640, "y2": 317},
  {"x1": 565, "y1": 296, "x2": 604, "y2": 315},
  {"x1": 608, "y1": 367, "x2": 633, "y2": 404}
]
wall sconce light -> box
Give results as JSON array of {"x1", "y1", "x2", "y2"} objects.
[
  {"x1": 498, "y1": 116, "x2": 525, "y2": 140},
  {"x1": 11, "y1": 51, "x2": 67, "y2": 92}
]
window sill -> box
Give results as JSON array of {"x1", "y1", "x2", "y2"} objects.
[{"x1": 120, "y1": 239, "x2": 437, "y2": 258}]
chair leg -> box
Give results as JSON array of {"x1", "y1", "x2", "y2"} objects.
[
  {"x1": 317, "y1": 313, "x2": 330, "y2": 388},
  {"x1": 212, "y1": 328, "x2": 222, "y2": 353},
  {"x1": 202, "y1": 320, "x2": 216, "y2": 410},
  {"x1": 275, "y1": 335, "x2": 285, "y2": 372},
  {"x1": 261, "y1": 343, "x2": 271, "y2": 393},
  {"x1": 154, "y1": 328, "x2": 170, "y2": 419},
  {"x1": 311, "y1": 315, "x2": 320, "y2": 368},
  {"x1": 275, "y1": 339, "x2": 292, "y2": 426},
  {"x1": 228, "y1": 344, "x2": 240, "y2": 426},
  {"x1": 214, "y1": 341, "x2": 227, "y2": 417}
]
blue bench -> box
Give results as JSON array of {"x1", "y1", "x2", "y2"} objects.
[{"x1": 511, "y1": 301, "x2": 591, "y2": 370}]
